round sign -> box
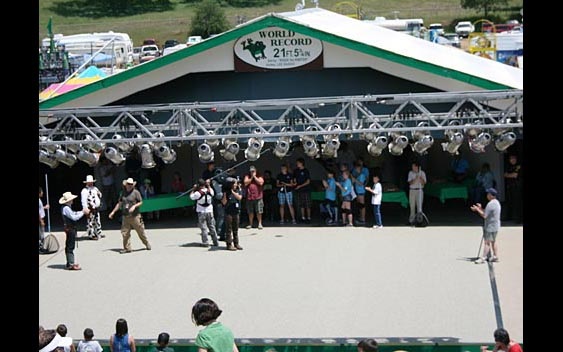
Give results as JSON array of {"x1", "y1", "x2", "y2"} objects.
[{"x1": 234, "y1": 27, "x2": 323, "y2": 69}]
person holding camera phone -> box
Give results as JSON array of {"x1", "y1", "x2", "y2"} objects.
[
  {"x1": 243, "y1": 165, "x2": 265, "y2": 229},
  {"x1": 276, "y1": 163, "x2": 297, "y2": 225},
  {"x1": 222, "y1": 178, "x2": 243, "y2": 251}
]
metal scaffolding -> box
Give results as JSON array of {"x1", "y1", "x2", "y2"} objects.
[{"x1": 39, "y1": 89, "x2": 523, "y2": 167}]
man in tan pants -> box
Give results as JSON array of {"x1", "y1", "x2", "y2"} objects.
[{"x1": 109, "y1": 178, "x2": 151, "y2": 253}]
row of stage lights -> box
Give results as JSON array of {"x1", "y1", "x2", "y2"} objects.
[
  {"x1": 39, "y1": 122, "x2": 517, "y2": 169},
  {"x1": 39, "y1": 133, "x2": 177, "y2": 169}
]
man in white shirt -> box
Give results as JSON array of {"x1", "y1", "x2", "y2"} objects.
[
  {"x1": 190, "y1": 178, "x2": 219, "y2": 247},
  {"x1": 407, "y1": 162, "x2": 427, "y2": 225},
  {"x1": 80, "y1": 175, "x2": 104, "y2": 239}
]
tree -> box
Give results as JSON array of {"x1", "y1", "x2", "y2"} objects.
[
  {"x1": 460, "y1": 0, "x2": 509, "y2": 17},
  {"x1": 189, "y1": 0, "x2": 231, "y2": 38}
]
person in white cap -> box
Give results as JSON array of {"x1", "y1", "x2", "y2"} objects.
[
  {"x1": 59, "y1": 192, "x2": 89, "y2": 270},
  {"x1": 80, "y1": 175, "x2": 103, "y2": 240},
  {"x1": 109, "y1": 178, "x2": 152, "y2": 253}
]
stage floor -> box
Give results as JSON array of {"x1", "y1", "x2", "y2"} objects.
[{"x1": 39, "y1": 222, "x2": 523, "y2": 344}]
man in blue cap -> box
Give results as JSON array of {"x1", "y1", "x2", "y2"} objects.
[{"x1": 470, "y1": 188, "x2": 501, "y2": 264}]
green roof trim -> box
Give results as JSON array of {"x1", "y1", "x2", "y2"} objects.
[{"x1": 39, "y1": 14, "x2": 510, "y2": 109}]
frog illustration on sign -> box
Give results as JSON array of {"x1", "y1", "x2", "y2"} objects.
[{"x1": 241, "y1": 38, "x2": 267, "y2": 62}]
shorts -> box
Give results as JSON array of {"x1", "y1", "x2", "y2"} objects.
[
  {"x1": 483, "y1": 230, "x2": 498, "y2": 241},
  {"x1": 342, "y1": 194, "x2": 353, "y2": 202},
  {"x1": 278, "y1": 192, "x2": 293, "y2": 205},
  {"x1": 246, "y1": 199, "x2": 264, "y2": 214},
  {"x1": 297, "y1": 192, "x2": 311, "y2": 209}
]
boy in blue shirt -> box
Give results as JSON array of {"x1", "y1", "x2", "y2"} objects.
[{"x1": 321, "y1": 170, "x2": 338, "y2": 224}]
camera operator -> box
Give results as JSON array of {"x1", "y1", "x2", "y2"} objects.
[
  {"x1": 222, "y1": 178, "x2": 243, "y2": 250},
  {"x1": 190, "y1": 178, "x2": 219, "y2": 247}
]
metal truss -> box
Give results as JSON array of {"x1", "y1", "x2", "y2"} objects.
[{"x1": 39, "y1": 89, "x2": 523, "y2": 150}]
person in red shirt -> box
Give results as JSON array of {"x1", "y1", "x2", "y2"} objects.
[
  {"x1": 243, "y1": 165, "x2": 264, "y2": 229},
  {"x1": 481, "y1": 328, "x2": 523, "y2": 352}
]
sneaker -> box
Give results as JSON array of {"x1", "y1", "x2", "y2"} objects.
[
  {"x1": 212, "y1": 242, "x2": 219, "y2": 247},
  {"x1": 490, "y1": 256, "x2": 499, "y2": 262},
  {"x1": 258, "y1": 224, "x2": 263, "y2": 230},
  {"x1": 119, "y1": 249, "x2": 132, "y2": 254},
  {"x1": 146, "y1": 244, "x2": 152, "y2": 250},
  {"x1": 279, "y1": 220, "x2": 285, "y2": 224},
  {"x1": 227, "y1": 245, "x2": 237, "y2": 251},
  {"x1": 245, "y1": 225, "x2": 252, "y2": 229},
  {"x1": 346, "y1": 223, "x2": 354, "y2": 227},
  {"x1": 372, "y1": 225, "x2": 377, "y2": 228},
  {"x1": 376, "y1": 225, "x2": 383, "y2": 229},
  {"x1": 67, "y1": 264, "x2": 82, "y2": 271},
  {"x1": 202, "y1": 242, "x2": 210, "y2": 247},
  {"x1": 292, "y1": 220, "x2": 297, "y2": 225},
  {"x1": 474, "y1": 258, "x2": 486, "y2": 264},
  {"x1": 235, "y1": 244, "x2": 243, "y2": 250}
]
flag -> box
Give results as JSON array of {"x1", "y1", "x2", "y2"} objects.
[{"x1": 47, "y1": 17, "x2": 53, "y2": 37}]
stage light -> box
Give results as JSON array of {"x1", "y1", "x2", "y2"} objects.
[
  {"x1": 140, "y1": 143, "x2": 156, "y2": 168},
  {"x1": 77, "y1": 148, "x2": 100, "y2": 166},
  {"x1": 198, "y1": 143, "x2": 214, "y2": 163},
  {"x1": 301, "y1": 126, "x2": 319, "y2": 158},
  {"x1": 273, "y1": 139, "x2": 291, "y2": 158},
  {"x1": 39, "y1": 149, "x2": 59, "y2": 169},
  {"x1": 39, "y1": 136, "x2": 60, "y2": 154},
  {"x1": 156, "y1": 145, "x2": 177, "y2": 164},
  {"x1": 220, "y1": 141, "x2": 239, "y2": 161},
  {"x1": 112, "y1": 134, "x2": 134, "y2": 153},
  {"x1": 441, "y1": 132, "x2": 464, "y2": 155},
  {"x1": 411, "y1": 122, "x2": 434, "y2": 155},
  {"x1": 362, "y1": 123, "x2": 380, "y2": 141},
  {"x1": 494, "y1": 131, "x2": 516, "y2": 152},
  {"x1": 468, "y1": 132, "x2": 492, "y2": 153},
  {"x1": 53, "y1": 149, "x2": 77, "y2": 167},
  {"x1": 205, "y1": 131, "x2": 221, "y2": 149},
  {"x1": 152, "y1": 132, "x2": 166, "y2": 150},
  {"x1": 244, "y1": 137, "x2": 264, "y2": 161},
  {"x1": 366, "y1": 136, "x2": 388, "y2": 156},
  {"x1": 322, "y1": 138, "x2": 340, "y2": 158},
  {"x1": 464, "y1": 121, "x2": 483, "y2": 138},
  {"x1": 63, "y1": 136, "x2": 80, "y2": 154},
  {"x1": 388, "y1": 123, "x2": 409, "y2": 156},
  {"x1": 83, "y1": 135, "x2": 105, "y2": 153},
  {"x1": 104, "y1": 146, "x2": 126, "y2": 165}
]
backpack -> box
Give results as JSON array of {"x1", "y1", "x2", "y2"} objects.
[{"x1": 40, "y1": 234, "x2": 60, "y2": 254}]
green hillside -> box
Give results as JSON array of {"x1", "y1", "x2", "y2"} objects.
[{"x1": 39, "y1": 0, "x2": 522, "y2": 47}]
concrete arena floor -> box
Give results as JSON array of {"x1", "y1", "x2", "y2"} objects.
[{"x1": 39, "y1": 220, "x2": 522, "y2": 344}]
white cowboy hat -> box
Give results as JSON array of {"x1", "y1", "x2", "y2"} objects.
[
  {"x1": 123, "y1": 177, "x2": 137, "y2": 186},
  {"x1": 59, "y1": 192, "x2": 78, "y2": 204},
  {"x1": 83, "y1": 175, "x2": 96, "y2": 183}
]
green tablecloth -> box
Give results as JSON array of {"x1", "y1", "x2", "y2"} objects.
[
  {"x1": 311, "y1": 191, "x2": 408, "y2": 208},
  {"x1": 140, "y1": 193, "x2": 194, "y2": 212},
  {"x1": 425, "y1": 182, "x2": 468, "y2": 203}
]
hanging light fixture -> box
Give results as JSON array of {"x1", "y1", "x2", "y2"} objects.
[
  {"x1": 82, "y1": 135, "x2": 105, "y2": 153},
  {"x1": 411, "y1": 122, "x2": 434, "y2": 155},
  {"x1": 39, "y1": 136, "x2": 60, "y2": 154},
  {"x1": 39, "y1": 149, "x2": 59, "y2": 169},
  {"x1": 112, "y1": 134, "x2": 134, "y2": 153},
  {"x1": 63, "y1": 136, "x2": 80, "y2": 154},
  {"x1": 53, "y1": 149, "x2": 77, "y2": 167},
  {"x1": 244, "y1": 137, "x2": 264, "y2": 161},
  {"x1": 152, "y1": 132, "x2": 166, "y2": 150},
  {"x1": 388, "y1": 122, "x2": 409, "y2": 156},
  {"x1": 204, "y1": 131, "x2": 221, "y2": 149},
  {"x1": 301, "y1": 126, "x2": 319, "y2": 158},
  {"x1": 468, "y1": 132, "x2": 492, "y2": 153},
  {"x1": 220, "y1": 131, "x2": 239, "y2": 161},
  {"x1": 494, "y1": 131, "x2": 516, "y2": 152},
  {"x1": 273, "y1": 127, "x2": 292, "y2": 158},
  {"x1": 104, "y1": 146, "x2": 126, "y2": 165},
  {"x1": 156, "y1": 145, "x2": 177, "y2": 164},
  {"x1": 366, "y1": 136, "x2": 388, "y2": 156},
  {"x1": 198, "y1": 143, "x2": 214, "y2": 163},
  {"x1": 77, "y1": 148, "x2": 100, "y2": 167},
  {"x1": 140, "y1": 143, "x2": 156, "y2": 168},
  {"x1": 362, "y1": 122, "x2": 380, "y2": 141}
]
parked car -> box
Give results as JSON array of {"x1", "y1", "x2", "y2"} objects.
[
  {"x1": 164, "y1": 39, "x2": 179, "y2": 49},
  {"x1": 140, "y1": 44, "x2": 160, "y2": 63},
  {"x1": 442, "y1": 33, "x2": 461, "y2": 48},
  {"x1": 132, "y1": 47, "x2": 142, "y2": 64},
  {"x1": 142, "y1": 38, "x2": 157, "y2": 46},
  {"x1": 186, "y1": 36, "x2": 202, "y2": 46},
  {"x1": 455, "y1": 21, "x2": 475, "y2": 38},
  {"x1": 428, "y1": 23, "x2": 444, "y2": 35}
]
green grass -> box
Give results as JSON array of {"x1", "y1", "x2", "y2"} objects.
[{"x1": 39, "y1": 0, "x2": 522, "y2": 46}]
